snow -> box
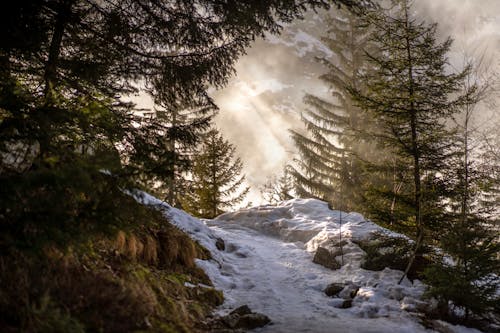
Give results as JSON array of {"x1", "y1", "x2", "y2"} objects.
[{"x1": 136, "y1": 192, "x2": 481, "y2": 333}]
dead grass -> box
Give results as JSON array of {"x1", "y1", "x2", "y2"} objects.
[{"x1": 1, "y1": 210, "x2": 220, "y2": 332}]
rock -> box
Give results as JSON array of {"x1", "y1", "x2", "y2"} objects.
[
  {"x1": 388, "y1": 286, "x2": 404, "y2": 301},
  {"x1": 233, "y1": 313, "x2": 271, "y2": 329},
  {"x1": 340, "y1": 299, "x2": 353, "y2": 308},
  {"x1": 216, "y1": 238, "x2": 225, "y2": 251},
  {"x1": 428, "y1": 320, "x2": 458, "y2": 333},
  {"x1": 220, "y1": 305, "x2": 271, "y2": 330},
  {"x1": 324, "y1": 283, "x2": 344, "y2": 297},
  {"x1": 230, "y1": 305, "x2": 252, "y2": 316},
  {"x1": 313, "y1": 247, "x2": 340, "y2": 270},
  {"x1": 339, "y1": 284, "x2": 359, "y2": 300},
  {"x1": 331, "y1": 240, "x2": 349, "y2": 248}
]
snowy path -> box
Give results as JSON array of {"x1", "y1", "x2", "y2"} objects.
[
  {"x1": 137, "y1": 193, "x2": 479, "y2": 333},
  {"x1": 205, "y1": 221, "x2": 430, "y2": 333}
]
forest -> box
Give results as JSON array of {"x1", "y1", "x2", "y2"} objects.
[{"x1": 0, "y1": 0, "x2": 498, "y2": 332}]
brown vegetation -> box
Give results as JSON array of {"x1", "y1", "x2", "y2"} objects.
[{"x1": 0, "y1": 210, "x2": 221, "y2": 332}]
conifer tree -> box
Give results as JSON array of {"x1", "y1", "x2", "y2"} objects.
[
  {"x1": 349, "y1": 0, "x2": 470, "y2": 282},
  {"x1": 260, "y1": 165, "x2": 295, "y2": 204},
  {"x1": 129, "y1": 97, "x2": 216, "y2": 208},
  {"x1": 290, "y1": 7, "x2": 377, "y2": 211},
  {"x1": 1, "y1": 0, "x2": 365, "y2": 249},
  {"x1": 424, "y1": 60, "x2": 500, "y2": 323},
  {"x1": 479, "y1": 129, "x2": 500, "y2": 220},
  {"x1": 182, "y1": 129, "x2": 249, "y2": 218}
]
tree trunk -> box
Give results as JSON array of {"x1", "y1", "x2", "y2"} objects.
[
  {"x1": 399, "y1": 1, "x2": 423, "y2": 284},
  {"x1": 44, "y1": 2, "x2": 72, "y2": 99}
]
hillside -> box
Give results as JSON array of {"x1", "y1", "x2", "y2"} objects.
[{"x1": 139, "y1": 193, "x2": 486, "y2": 333}]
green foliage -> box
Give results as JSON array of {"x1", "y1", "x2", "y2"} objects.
[
  {"x1": 424, "y1": 217, "x2": 500, "y2": 322},
  {"x1": 356, "y1": 232, "x2": 432, "y2": 280},
  {"x1": 182, "y1": 129, "x2": 249, "y2": 218},
  {"x1": 349, "y1": 0, "x2": 470, "y2": 281},
  {"x1": 423, "y1": 68, "x2": 500, "y2": 324}
]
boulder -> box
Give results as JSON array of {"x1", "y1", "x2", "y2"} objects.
[
  {"x1": 313, "y1": 247, "x2": 340, "y2": 270},
  {"x1": 232, "y1": 313, "x2": 271, "y2": 329},
  {"x1": 338, "y1": 284, "x2": 359, "y2": 300}
]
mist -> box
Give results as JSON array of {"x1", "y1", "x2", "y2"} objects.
[{"x1": 211, "y1": 1, "x2": 500, "y2": 205}]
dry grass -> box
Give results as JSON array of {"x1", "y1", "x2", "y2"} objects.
[
  {"x1": 114, "y1": 226, "x2": 200, "y2": 269},
  {"x1": 144, "y1": 235, "x2": 158, "y2": 264}
]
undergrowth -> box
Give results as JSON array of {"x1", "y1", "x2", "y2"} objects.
[
  {"x1": 0, "y1": 200, "x2": 221, "y2": 333},
  {"x1": 355, "y1": 232, "x2": 432, "y2": 281}
]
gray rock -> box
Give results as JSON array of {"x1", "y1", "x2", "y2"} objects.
[
  {"x1": 221, "y1": 305, "x2": 271, "y2": 330},
  {"x1": 230, "y1": 305, "x2": 252, "y2": 316},
  {"x1": 339, "y1": 284, "x2": 359, "y2": 300},
  {"x1": 324, "y1": 283, "x2": 344, "y2": 297},
  {"x1": 216, "y1": 238, "x2": 225, "y2": 251},
  {"x1": 340, "y1": 299, "x2": 353, "y2": 308},
  {"x1": 233, "y1": 313, "x2": 271, "y2": 329},
  {"x1": 313, "y1": 247, "x2": 340, "y2": 270}
]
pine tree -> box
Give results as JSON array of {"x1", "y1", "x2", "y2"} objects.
[
  {"x1": 182, "y1": 129, "x2": 249, "y2": 218},
  {"x1": 260, "y1": 165, "x2": 295, "y2": 204},
  {"x1": 289, "y1": 7, "x2": 377, "y2": 211},
  {"x1": 424, "y1": 60, "x2": 500, "y2": 323},
  {"x1": 129, "y1": 98, "x2": 216, "y2": 208},
  {"x1": 479, "y1": 129, "x2": 500, "y2": 221},
  {"x1": 349, "y1": 0, "x2": 470, "y2": 282},
  {"x1": 1, "y1": 0, "x2": 365, "y2": 249}
]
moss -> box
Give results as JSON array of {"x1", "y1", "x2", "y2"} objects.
[
  {"x1": 165, "y1": 273, "x2": 190, "y2": 285},
  {"x1": 198, "y1": 287, "x2": 224, "y2": 307},
  {"x1": 188, "y1": 302, "x2": 205, "y2": 318}
]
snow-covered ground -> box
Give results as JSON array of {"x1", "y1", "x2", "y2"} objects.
[{"x1": 137, "y1": 192, "x2": 481, "y2": 333}]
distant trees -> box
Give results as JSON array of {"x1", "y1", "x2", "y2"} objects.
[
  {"x1": 260, "y1": 165, "x2": 295, "y2": 204},
  {"x1": 290, "y1": 7, "x2": 375, "y2": 211},
  {"x1": 130, "y1": 100, "x2": 216, "y2": 208},
  {"x1": 182, "y1": 129, "x2": 249, "y2": 219}
]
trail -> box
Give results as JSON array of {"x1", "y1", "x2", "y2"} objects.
[
  {"x1": 137, "y1": 193, "x2": 480, "y2": 333},
  {"x1": 205, "y1": 218, "x2": 430, "y2": 333}
]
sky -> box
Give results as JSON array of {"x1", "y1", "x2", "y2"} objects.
[{"x1": 211, "y1": 0, "x2": 500, "y2": 205}]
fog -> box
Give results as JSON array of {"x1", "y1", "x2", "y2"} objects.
[{"x1": 211, "y1": 1, "x2": 500, "y2": 205}]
